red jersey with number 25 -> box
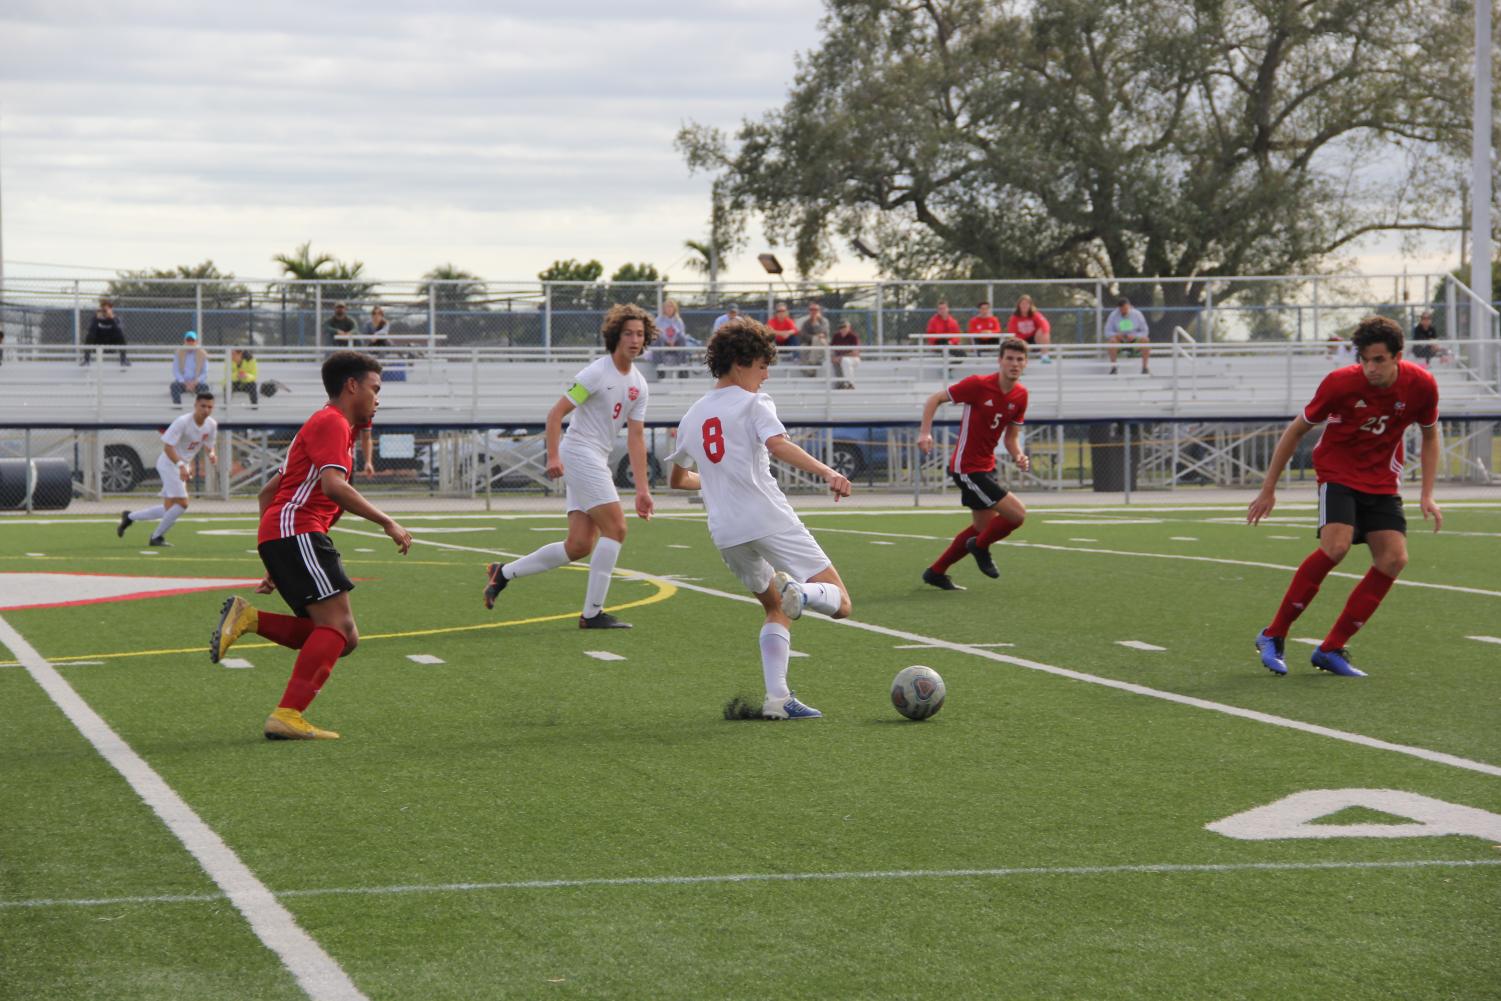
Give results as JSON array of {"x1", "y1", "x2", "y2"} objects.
[
  {"x1": 258, "y1": 405, "x2": 357, "y2": 543},
  {"x1": 946, "y1": 374, "x2": 1028, "y2": 474},
  {"x1": 1305, "y1": 361, "x2": 1438, "y2": 495}
]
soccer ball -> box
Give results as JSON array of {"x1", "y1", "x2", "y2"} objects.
[{"x1": 890, "y1": 665, "x2": 946, "y2": 720}]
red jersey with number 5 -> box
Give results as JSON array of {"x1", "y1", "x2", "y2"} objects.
[
  {"x1": 258, "y1": 405, "x2": 357, "y2": 543},
  {"x1": 1305, "y1": 361, "x2": 1438, "y2": 494},
  {"x1": 946, "y1": 374, "x2": 1028, "y2": 474}
]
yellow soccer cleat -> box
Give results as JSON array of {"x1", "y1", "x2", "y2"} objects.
[
  {"x1": 210, "y1": 596, "x2": 258, "y2": 664},
  {"x1": 263, "y1": 708, "x2": 341, "y2": 741}
]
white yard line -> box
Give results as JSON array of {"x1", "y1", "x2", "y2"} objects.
[
  {"x1": 5, "y1": 857, "x2": 1498, "y2": 912},
  {"x1": 1116, "y1": 641, "x2": 1166, "y2": 651},
  {"x1": 0, "y1": 615, "x2": 369, "y2": 1001},
  {"x1": 406, "y1": 654, "x2": 446, "y2": 665},
  {"x1": 335, "y1": 528, "x2": 1501, "y2": 779},
  {"x1": 1466, "y1": 636, "x2": 1501, "y2": 646},
  {"x1": 584, "y1": 651, "x2": 626, "y2": 662}
]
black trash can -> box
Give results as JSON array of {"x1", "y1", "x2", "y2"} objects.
[
  {"x1": 1087, "y1": 422, "x2": 1137, "y2": 493},
  {"x1": 0, "y1": 458, "x2": 74, "y2": 510}
]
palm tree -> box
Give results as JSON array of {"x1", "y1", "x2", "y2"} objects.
[
  {"x1": 271, "y1": 242, "x2": 373, "y2": 304},
  {"x1": 681, "y1": 239, "x2": 714, "y2": 276},
  {"x1": 422, "y1": 263, "x2": 487, "y2": 311}
]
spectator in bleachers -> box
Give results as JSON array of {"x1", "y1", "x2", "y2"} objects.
[
  {"x1": 1007, "y1": 295, "x2": 1052, "y2": 362},
  {"x1": 768, "y1": 301, "x2": 800, "y2": 347},
  {"x1": 799, "y1": 301, "x2": 830, "y2": 345},
  {"x1": 170, "y1": 330, "x2": 209, "y2": 406},
  {"x1": 325, "y1": 302, "x2": 357, "y2": 344},
  {"x1": 967, "y1": 300, "x2": 1002, "y2": 352},
  {"x1": 831, "y1": 319, "x2": 861, "y2": 389},
  {"x1": 1410, "y1": 310, "x2": 1450, "y2": 365},
  {"x1": 363, "y1": 306, "x2": 392, "y2": 349},
  {"x1": 231, "y1": 348, "x2": 259, "y2": 408},
  {"x1": 1105, "y1": 296, "x2": 1151, "y2": 375},
  {"x1": 83, "y1": 297, "x2": 130, "y2": 367},
  {"x1": 712, "y1": 303, "x2": 740, "y2": 332},
  {"x1": 654, "y1": 298, "x2": 686, "y2": 343},
  {"x1": 651, "y1": 302, "x2": 700, "y2": 377},
  {"x1": 925, "y1": 300, "x2": 961, "y2": 347}
]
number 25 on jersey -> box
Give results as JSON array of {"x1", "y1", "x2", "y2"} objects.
[{"x1": 1359, "y1": 415, "x2": 1388, "y2": 435}]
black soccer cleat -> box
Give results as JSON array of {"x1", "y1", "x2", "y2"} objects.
[
  {"x1": 483, "y1": 562, "x2": 508, "y2": 610},
  {"x1": 117, "y1": 510, "x2": 132, "y2": 538},
  {"x1": 148, "y1": 536, "x2": 172, "y2": 547},
  {"x1": 579, "y1": 611, "x2": 631, "y2": 629},
  {"x1": 922, "y1": 568, "x2": 965, "y2": 591},
  {"x1": 965, "y1": 537, "x2": 999, "y2": 579}
]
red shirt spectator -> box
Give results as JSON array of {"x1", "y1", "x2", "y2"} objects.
[
  {"x1": 968, "y1": 301, "x2": 1002, "y2": 347},
  {"x1": 768, "y1": 302, "x2": 800, "y2": 346},
  {"x1": 926, "y1": 302, "x2": 961, "y2": 346}
]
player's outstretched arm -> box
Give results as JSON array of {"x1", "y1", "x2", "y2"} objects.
[
  {"x1": 1248, "y1": 415, "x2": 1313, "y2": 525},
  {"x1": 626, "y1": 419, "x2": 653, "y2": 520},
  {"x1": 668, "y1": 464, "x2": 700, "y2": 492},
  {"x1": 767, "y1": 435, "x2": 851, "y2": 500},
  {"x1": 916, "y1": 390, "x2": 948, "y2": 454},
  {"x1": 318, "y1": 467, "x2": 412, "y2": 554},
  {"x1": 1419, "y1": 423, "x2": 1443, "y2": 532},
  {"x1": 543, "y1": 396, "x2": 576, "y2": 479}
]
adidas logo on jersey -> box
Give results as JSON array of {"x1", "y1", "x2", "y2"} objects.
[{"x1": 1354, "y1": 399, "x2": 1368, "y2": 408}]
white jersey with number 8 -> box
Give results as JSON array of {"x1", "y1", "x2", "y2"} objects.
[{"x1": 668, "y1": 385, "x2": 801, "y2": 548}]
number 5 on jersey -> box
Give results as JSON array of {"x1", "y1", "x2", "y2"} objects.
[{"x1": 702, "y1": 417, "x2": 725, "y2": 463}]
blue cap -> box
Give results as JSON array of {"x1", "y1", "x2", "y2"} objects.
[{"x1": 183, "y1": 330, "x2": 199, "y2": 341}]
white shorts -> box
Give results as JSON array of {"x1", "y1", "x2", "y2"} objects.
[
  {"x1": 719, "y1": 524, "x2": 832, "y2": 595},
  {"x1": 561, "y1": 444, "x2": 619, "y2": 514},
  {"x1": 156, "y1": 454, "x2": 189, "y2": 500}
]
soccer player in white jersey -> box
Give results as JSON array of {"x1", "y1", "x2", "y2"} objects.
[
  {"x1": 666, "y1": 319, "x2": 853, "y2": 720},
  {"x1": 117, "y1": 391, "x2": 218, "y2": 547},
  {"x1": 484, "y1": 304, "x2": 657, "y2": 628}
]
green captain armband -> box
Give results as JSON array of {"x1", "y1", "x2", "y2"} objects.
[{"x1": 566, "y1": 383, "x2": 590, "y2": 405}]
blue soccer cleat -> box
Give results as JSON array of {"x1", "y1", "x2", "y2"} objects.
[
  {"x1": 1255, "y1": 630, "x2": 1287, "y2": 676},
  {"x1": 1311, "y1": 646, "x2": 1367, "y2": 678},
  {"x1": 762, "y1": 692, "x2": 823, "y2": 720}
]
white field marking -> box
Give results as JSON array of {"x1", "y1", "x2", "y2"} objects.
[
  {"x1": 530, "y1": 527, "x2": 562, "y2": 532},
  {"x1": 809, "y1": 526, "x2": 943, "y2": 542},
  {"x1": 1069, "y1": 538, "x2": 1099, "y2": 543},
  {"x1": 1208, "y1": 789, "x2": 1501, "y2": 842},
  {"x1": 1116, "y1": 641, "x2": 1167, "y2": 652},
  {"x1": 584, "y1": 651, "x2": 626, "y2": 662},
  {"x1": 1206, "y1": 517, "x2": 1315, "y2": 526},
  {"x1": 407, "y1": 527, "x2": 495, "y2": 534},
  {"x1": 196, "y1": 528, "x2": 258, "y2": 536},
  {"x1": 406, "y1": 654, "x2": 445, "y2": 665},
  {"x1": 1042, "y1": 519, "x2": 1164, "y2": 525},
  {"x1": 0, "y1": 615, "x2": 368, "y2": 1001},
  {"x1": 667, "y1": 544, "x2": 692, "y2": 550},
  {"x1": 869, "y1": 540, "x2": 896, "y2": 546},
  {"x1": 25, "y1": 552, "x2": 46, "y2": 557},
  {"x1": 1466, "y1": 636, "x2": 1501, "y2": 646},
  {"x1": 219, "y1": 658, "x2": 254, "y2": 670},
  {"x1": 354, "y1": 548, "x2": 375, "y2": 553},
  {"x1": 788, "y1": 650, "x2": 809, "y2": 658},
  {"x1": 1292, "y1": 638, "x2": 1323, "y2": 647},
  {"x1": 245, "y1": 549, "x2": 259, "y2": 555},
  {"x1": 894, "y1": 642, "x2": 1015, "y2": 649},
  {"x1": 1268, "y1": 535, "x2": 1300, "y2": 540},
  {"x1": 5, "y1": 857, "x2": 1499, "y2": 912},
  {"x1": 334, "y1": 526, "x2": 1501, "y2": 779},
  {"x1": 1170, "y1": 536, "x2": 1199, "y2": 542},
  {"x1": 139, "y1": 550, "x2": 158, "y2": 556}
]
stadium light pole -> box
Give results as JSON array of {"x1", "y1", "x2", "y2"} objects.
[{"x1": 1472, "y1": 0, "x2": 1493, "y2": 339}]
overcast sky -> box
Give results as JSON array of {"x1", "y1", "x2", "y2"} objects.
[{"x1": 0, "y1": 0, "x2": 1461, "y2": 286}]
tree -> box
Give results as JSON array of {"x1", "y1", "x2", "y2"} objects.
[
  {"x1": 537, "y1": 259, "x2": 604, "y2": 284},
  {"x1": 107, "y1": 260, "x2": 249, "y2": 307},
  {"x1": 680, "y1": 239, "x2": 715, "y2": 276},
  {"x1": 610, "y1": 262, "x2": 665, "y2": 284},
  {"x1": 678, "y1": 0, "x2": 1473, "y2": 309},
  {"x1": 271, "y1": 241, "x2": 376, "y2": 304},
  {"x1": 423, "y1": 263, "x2": 487, "y2": 311}
]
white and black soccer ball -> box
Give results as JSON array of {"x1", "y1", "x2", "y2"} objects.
[{"x1": 890, "y1": 665, "x2": 946, "y2": 720}]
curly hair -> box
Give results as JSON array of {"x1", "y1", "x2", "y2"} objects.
[
  {"x1": 1351, "y1": 315, "x2": 1404, "y2": 356},
  {"x1": 321, "y1": 350, "x2": 383, "y2": 398},
  {"x1": 600, "y1": 303, "x2": 658, "y2": 352},
  {"x1": 707, "y1": 318, "x2": 778, "y2": 377}
]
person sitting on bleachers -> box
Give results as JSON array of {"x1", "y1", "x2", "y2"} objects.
[
  {"x1": 171, "y1": 331, "x2": 209, "y2": 406},
  {"x1": 231, "y1": 348, "x2": 260, "y2": 408}
]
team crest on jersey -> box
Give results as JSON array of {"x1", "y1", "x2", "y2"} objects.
[
  {"x1": 1007, "y1": 403, "x2": 1016, "y2": 411},
  {"x1": 628, "y1": 387, "x2": 640, "y2": 401},
  {"x1": 1394, "y1": 401, "x2": 1406, "y2": 411}
]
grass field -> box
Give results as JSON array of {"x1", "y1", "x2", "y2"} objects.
[{"x1": 2, "y1": 500, "x2": 1499, "y2": 1000}]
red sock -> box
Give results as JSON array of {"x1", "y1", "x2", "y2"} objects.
[
  {"x1": 1321, "y1": 567, "x2": 1397, "y2": 651},
  {"x1": 1266, "y1": 549, "x2": 1337, "y2": 637},
  {"x1": 977, "y1": 516, "x2": 1021, "y2": 547},
  {"x1": 257, "y1": 611, "x2": 315, "y2": 651},
  {"x1": 931, "y1": 526, "x2": 979, "y2": 573},
  {"x1": 277, "y1": 626, "x2": 346, "y2": 711}
]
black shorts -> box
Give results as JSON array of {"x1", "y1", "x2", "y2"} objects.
[
  {"x1": 951, "y1": 470, "x2": 1010, "y2": 510},
  {"x1": 1317, "y1": 481, "x2": 1406, "y2": 546},
  {"x1": 258, "y1": 532, "x2": 355, "y2": 617}
]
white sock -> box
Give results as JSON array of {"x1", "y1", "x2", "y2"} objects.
[
  {"x1": 759, "y1": 622, "x2": 791, "y2": 700},
  {"x1": 504, "y1": 541, "x2": 570, "y2": 580},
  {"x1": 800, "y1": 582, "x2": 843, "y2": 616},
  {"x1": 582, "y1": 537, "x2": 622, "y2": 618},
  {"x1": 152, "y1": 505, "x2": 185, "y2": 539},
  {"x1": 128, "y1": 504, "x2": 165, "y2": 522}
]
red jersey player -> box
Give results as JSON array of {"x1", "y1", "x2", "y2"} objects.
[
  {"x1": 1248, "y1": 316, "x2": 1441, "y2": 678},
  {"x1": 917, "y1": 337, "x2": 1031, "y2": 589},
  {"x1": 210, "y1": 351, "x2": 413, "y2": 739}
]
